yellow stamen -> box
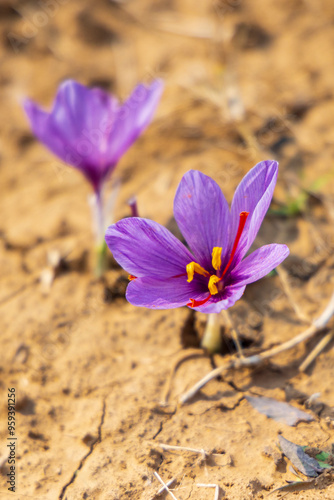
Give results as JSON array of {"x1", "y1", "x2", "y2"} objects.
[
  {"x1": 186, "y1": 262, "x2": 209, "y2": 283},
  {"x1": 212, "y1": 247, "x2": 222, "y2": 271},
  {"x1": 208, "y1": 275, "x2": 220, "y2": 295}
]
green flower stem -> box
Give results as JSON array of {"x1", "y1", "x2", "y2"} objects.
[
  {"x1": 95, "y1": 240, "x2": 108, "y2": 278},
  {"x1": 201, "y1": 313, "x2": 221, "y2": 354},
  {"x1": 93, "y1": 189, "x2": 108, "y2": 278}
]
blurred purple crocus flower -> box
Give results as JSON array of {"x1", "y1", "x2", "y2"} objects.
[
  {"x1": 24, "y1": 79, "x2": 164, "y2": 194},
  {"x1": 24, "y1": 79, "x2": 163, "y2": 277},
  {"x1": 105, "y1": 161, "x2": 289, "y2": 313}
]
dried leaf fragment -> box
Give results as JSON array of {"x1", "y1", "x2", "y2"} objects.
[{"x1": 246, "y1": 396, "x2": 314, "y2": 426}]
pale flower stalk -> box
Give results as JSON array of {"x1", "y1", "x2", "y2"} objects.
[{"x1": 201, "y1": 313, "x2": 221, "y2": 354}]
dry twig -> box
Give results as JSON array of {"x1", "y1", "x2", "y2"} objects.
[
  {"x1": 180, "y1": 291, "x2": 334, "y2": 404},
  {"x1": 153, "y1": 472, "x2": 179, "y2": 500},
  {"x1": 158, "y1": 443, "x2": 208, "y2": 460},
  {"x1": 150, "y1": 477, "x2": 177, "y2": 499},
  {"x1": 221, "y1": 309, "x2": 244, "y2": 358},
  {"x1": 197, "y1": 483, "x2": 220, "y2": 500},
  {"x1": 299, "y1": 331, "x2": 334, "y2": 372},
  {"x1": 161, "y1": 348, "x2": 206, "y2": 405},
  {"x1": 276, "y1": 265, "x2": 310, "y2": 324}
]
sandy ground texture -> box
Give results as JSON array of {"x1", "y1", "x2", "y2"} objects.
[{"x1": 1, "y1": 0, "x2": 334, "y2": 498}]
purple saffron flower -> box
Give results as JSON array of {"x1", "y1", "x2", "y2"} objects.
[
  {"x1": 105, "y1": 161, "x2": 289, "y2": 313},
  {"x1": 23, "y1": 79, "x2": 164, "y2": 194}
]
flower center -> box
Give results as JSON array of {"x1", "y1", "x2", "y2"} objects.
[{"x1": 186, "y1": 211, "x2": 249, "y2": 307}]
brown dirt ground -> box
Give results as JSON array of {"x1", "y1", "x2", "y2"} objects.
[{"x1": 1, "y1": 0, "x2": 334, "y2": 498}]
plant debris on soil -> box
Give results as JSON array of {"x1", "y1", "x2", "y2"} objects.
[{"x1": 246, "y1": 395, "x2": 314, "y2": 426}]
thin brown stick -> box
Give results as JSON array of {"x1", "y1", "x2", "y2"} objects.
[
  {"x1": 276, "y1": 265, "x2": 310, "y2": 324},
  {"x1": 299, "y1": 331, "x2": 334, "y2": 372},
  {"x1": 160, "y1": 348, "x2": 206, "y2": 405},
  {"x1": 236, "y1": 122, "x2": 263, "y2": 164},
  {"x1": 158, "y1": 443, "x2": 208, "y2": 459},
  {"x1": 148, "y1": 15, "x2": 215, "y2": 40},
  {"x1": 221, "y1": 309, "x2": 244, "y2": 358},
  {"x1": 180, "y1": 292, "x2": 334, "y2": 404}
]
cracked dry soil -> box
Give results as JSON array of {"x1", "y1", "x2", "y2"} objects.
[{"x1": 1, "y1": 0, "x2": 334, "y2": 498}]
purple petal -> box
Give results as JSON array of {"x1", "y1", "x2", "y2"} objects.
[
  {"x1": 24, "y1": 79, "x2": 163, "y2": 191},
  {"x1": 105, "y1": 217, "x2": 194, "y2": 279},
  {"x1": 228, "y1": 160, "x2": 278, "y2": 267},
  {"x1": 24, "y1": 98, "x2": 70, "y2": 165},
  {"x1": 193, "y1": 284, "x2": 246, "y2": 313},
  {"x1": 24, "y1": 80, "x2": 119, "y2": 190},
  {"x1": 50, "y1": 80, "x2": 119, "y2": 181},
  {"x1": 230, "y1": 244, "x2": 289, "y2": 286},
  {"x1": 127, "y1": 275, "x2": 246, "y2": 312},
  {"x1": 174, "y1": 170, "x2": 231, "y2": 270},
  {"x1": 54, "y1": 80, "x2": 119, "y2": 133},
  {"x1": 126, "y1": 275, "x2": 203, "y2": 309},
  {"x1": 106, "y1": 80, "x2": 164, "y2": 165}
]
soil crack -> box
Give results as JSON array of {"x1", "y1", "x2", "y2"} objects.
[
  {"x1": 58, "y1": 398, "x2": 106, "y2": 499},
  {"x1": 152, "y1": 421, "x2": 163, "y2": 440},
  {"x1": 185, "y1": 480, "x2": 194, "y2": 500}
]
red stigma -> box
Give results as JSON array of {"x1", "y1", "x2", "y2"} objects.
[
  {"x1": 187, "y1": 294, "x2": 212, "y2": 308},
  {"x1": 128, "y1": 275, "x2": 137, "y2": 281},
  {"x1": 187, "y1": 212, "x2": 249, "y2": 307},
  {"x1": 221, "y1": 211, "x2": 249, "y2": 278}
]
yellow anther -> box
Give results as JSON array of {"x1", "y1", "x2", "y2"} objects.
[
  {"x1": 208, "y1": 275, "x2": 220, "y2": 295},
  {"x1": 186, "y1": 262, "x2": 209, "y2": 283},
  {"x1": 212, "y1": 247, "x2": 222, "y2": 271}
]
